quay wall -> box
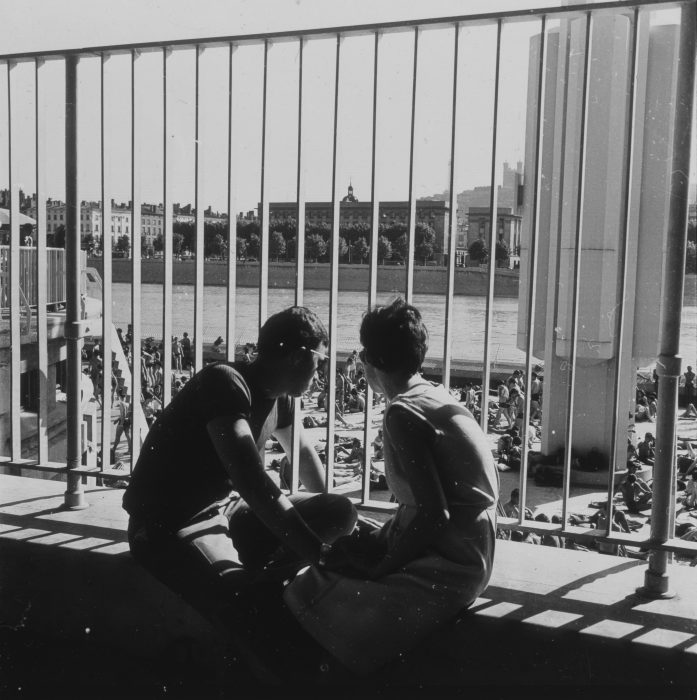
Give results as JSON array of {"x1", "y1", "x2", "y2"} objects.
[{"x1": 88, "y1": 258, "x2": 520, "y2": 297}]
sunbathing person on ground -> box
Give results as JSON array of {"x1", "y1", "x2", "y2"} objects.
[
  {"x1": 534, "y1": 512, "x2": 562, "y2": 548},
  {"x1": 589, "y1": 505, "x2": 630, "y2": 555},
  {"x1": 620, "y1": 473, "x2": 652, "y2": 513},
  {"x1": 682, "y1": 403, "x2": 697, "y2": 418},
  {"x1": 335, "y1": 437, "x2": 365, "y2": 474},
  {"x1": 635, "y1": 396, "x2": 653, "y2": 422},
  {"x1": 637, "y1": 433, "x2": 655, "y2": 466},
  {"x1": 502, "y1": 488, "x2": 533, "y2": 520},
  {"x1": 122, "y1": 307, "x2": 357, "y2": 614},
  {"x1": 371, "y1": 428, "x2": 384, "y2": 460},
  {"x1": 283, "y1": 298, "x2": 499, "y2": 676},
  {"x1": 684, "y1": 472, "x2": 697, "y2": 510}
]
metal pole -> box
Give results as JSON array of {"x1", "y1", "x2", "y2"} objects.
[
  {"x1": 290, "y1": 36, "x2": 306, "y2": 496},
  {"x1": 64, "y1": 55, "x2": 87, "y2": 509},
  {"x1": 442, "y1": 23, "x2": 461, "y2": 391},
  {"x1": 638, "y1": 0, "x2": 696, "y2": 599},
  {"x1": 405, "y1": 26, "x2": 419, "y2": 302},
  {"x1": 480, "y1": 19, "x2": 502, "y2": 433}
]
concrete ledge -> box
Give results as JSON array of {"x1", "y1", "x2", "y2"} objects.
[{"x1": 1, "y1": 474, "x2": 697, "y2": 692}]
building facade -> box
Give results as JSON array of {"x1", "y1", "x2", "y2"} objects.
[
  {"x1": 267, "y1": 184, "x2": 450, "y2": 262},
  {"x1": 456, "y1": 161, "x2": 525, "y2": 255}
]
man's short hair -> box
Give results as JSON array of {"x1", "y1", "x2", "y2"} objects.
[
  {"x1": 257, "y1": 306, "x2": 328, "y2": 359},
  {"x1": 359, "y1": 297, "x2": 428, "y2": 376}
]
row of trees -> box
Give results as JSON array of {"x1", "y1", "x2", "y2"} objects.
[
  {"x1": 155, "y1": 219, "x2": 440, "y2": 265},
  {"x1": 467, "y1": 238, "x2": 512, "y2": 265},
  {"x1": 45, "y1": 219, "x2": 439, "y2": 264},
  {"x1": 46, "y1": 220, "x2": 697, "y2": 273}
]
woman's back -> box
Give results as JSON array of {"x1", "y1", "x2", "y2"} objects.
[{"x1": 384, "y1": 382, "x2": 498, "y2": 559}]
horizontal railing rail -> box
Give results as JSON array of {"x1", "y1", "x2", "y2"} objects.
[
  {"x1": 0, "y1": 0, "x2": 695, "y2": 596},
  {"x1": 0, "y1": 0, "x2": 685, "y2": 62}
]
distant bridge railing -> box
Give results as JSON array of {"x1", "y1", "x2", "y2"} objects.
[{"x1": 0, "y1": 245, "x2": 75, "y2": 308}]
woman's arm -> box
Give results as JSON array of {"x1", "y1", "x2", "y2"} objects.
[{"x1": 368, "y1": 404, "x2": 450, "y2": 579}]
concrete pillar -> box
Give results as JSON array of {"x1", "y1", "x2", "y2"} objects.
[{"x1": 518, "y1": 14, "x2": 683, "y2": 480}]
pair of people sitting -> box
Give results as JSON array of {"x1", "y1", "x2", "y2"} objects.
[{"x1": 123, "y1": 300, "x2": 499, "y2": 681}]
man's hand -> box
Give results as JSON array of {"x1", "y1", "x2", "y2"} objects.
[{"x1": 207, "y1": 416, "x2": 324, "y2": 566}]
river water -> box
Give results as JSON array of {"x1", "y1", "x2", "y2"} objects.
[{"x1": 110, "y1": 283, "x2": 697, "y2": 369}]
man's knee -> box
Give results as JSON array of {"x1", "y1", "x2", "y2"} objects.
[{"x1": 321, "y1": 493, "x2": 358, "y2": 537}]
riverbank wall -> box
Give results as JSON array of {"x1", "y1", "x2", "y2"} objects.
[{"x1": 88, "y1": 258, "x2": 520, "y2": 297}]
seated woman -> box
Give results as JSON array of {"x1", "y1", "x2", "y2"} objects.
[{"x1": 283, "y1": 298, "x2": 499, "y2": 676}]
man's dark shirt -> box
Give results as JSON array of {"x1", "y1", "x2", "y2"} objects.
[{"x1": 123, "y1": 362, "x2": 292, "y2": 530}]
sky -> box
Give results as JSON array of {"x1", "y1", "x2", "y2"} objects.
[{"x1": 0, "y1": 0, "x2": 695, "y2": 214}]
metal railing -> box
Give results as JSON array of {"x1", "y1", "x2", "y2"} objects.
[
  {"x1": 0, "y1": 246, "x2": 67, "y2": 307},
  {"x1": 0, "y1": 0, "x2": 695, "y2": 597}
]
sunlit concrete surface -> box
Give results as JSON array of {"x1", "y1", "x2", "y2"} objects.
[{"x1": 1, "y1": 472, "x2": 697, "y2": 694}]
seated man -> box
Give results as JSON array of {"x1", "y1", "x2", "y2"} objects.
[
  {"x1": 346, "y1": 388, "x2": 366, "y2": 413},
  {"x1": 502, "y1": 488, "x2": 533, "y2": 520},
  {"x1": 123, "y1": 306, "x2": 358, "y2": 608}
]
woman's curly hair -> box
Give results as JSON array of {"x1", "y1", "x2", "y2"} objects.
[{"x1": 359, "y1": 297, "x2": 428, "y2": 377}]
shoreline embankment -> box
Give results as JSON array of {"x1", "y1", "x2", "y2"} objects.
[{"x1": 87, "y1": 258, "x2": 521, "y2": 297}]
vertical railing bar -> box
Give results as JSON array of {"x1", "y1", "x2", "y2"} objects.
[
  {"x1": 64, "y1": 55, "x2": 86, "y2": 508},
  {"x1": 640, "y1": 0, "x2": 696, "y2": 599},
  {"x1": 290, "y1": 36, "x2": 305, "y2": 495},
  {"x1": 480, "y1": 19, "x2": 503, "y2": 434},
  {"x1": 35, "y1": 57, "x2": 49, "y2": 464},
  {"x1": 548, "y1": 19, "x2": 572, "y2": 525},
  {"x1": 130, "y1": 48, "x2": 143, "y2": 468},
  {"x1": 442, "y1": 23, "x2": 461, "y2": 392},
  {"x1": 605, "y1": 7, "x2": 640, "y2": 545},
  {"x1": 258, "y1": 39, "x2": 270, "y2": 327},
  {"x1": 100, "y1": 52, "x2": 113, "y2": 469},
  {"x1": 560, "y1": 12, "x2": 593, "y2": 526},
  {"x1": 225, "y1": 42, "x2": 237, "y2": 363},
  {"x1": 162, "y1": 48, "x2": 172, "y2": 407},
  {"x1": 294, "y1": 37, "x2": 306, "y2": 310},
  {"x1": 405, "y1": 26, "x2": 419, "y2": 303},
  {"x1": 193, "y1": 45, "x2": 204, "y2": 373},
  {"x1": 7, "y1": 61, "x2": 21, "y2": 462},
  {"x1": 325, "y1": 33, "x2": 342, "y2": 494},
  {"x1": 362, "y1": 30, "x2": 381, "y2": 505},
  {"x1": 519, "y1": 16, "x2": 547, "y2": 523}
]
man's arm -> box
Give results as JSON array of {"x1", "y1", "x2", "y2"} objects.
[
  {"x1": 274, "y1": 423, "x2": 326, "y2": 493},
  {"x1": 207, "y1": 416, "x2": 324, "y2": 565}
]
